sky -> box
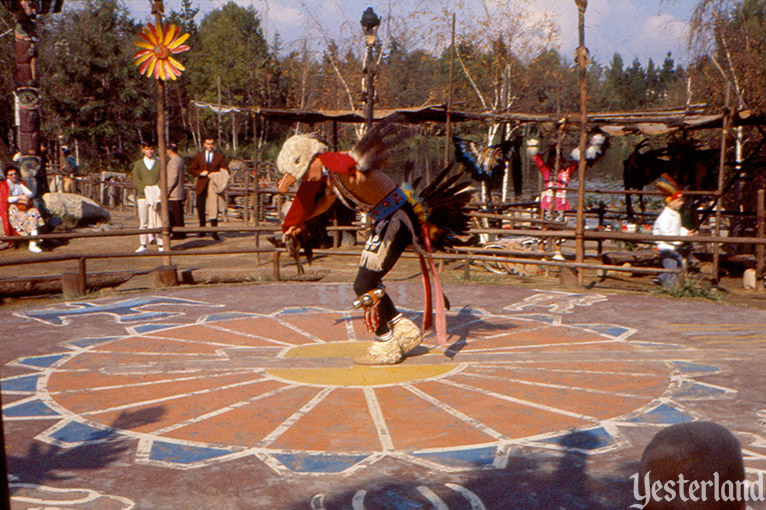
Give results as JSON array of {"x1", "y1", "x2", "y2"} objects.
[{"x1": 123, "y1": 0, "x2": 699, "y2": 66}]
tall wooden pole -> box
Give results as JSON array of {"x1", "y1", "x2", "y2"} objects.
[
  {"x1": 152, "y1": 0, "x2": 171, "y2": 266},
  {"x1": 444, "y1": 13, "x2": 456, "y2": 167},
  {"x1": 713, "y1": 87, "x2": 732, "y2": 286},
  {"x1": 361, "y1": 8, "x2": 380, "y2": 132},
  {"x1": 574, "y1": 0, "x2": 589, "y2": 286}
]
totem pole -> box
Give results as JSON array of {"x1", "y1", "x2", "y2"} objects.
[{"x1": 1, "y1": 0, "x2": 63, "y2": 193}]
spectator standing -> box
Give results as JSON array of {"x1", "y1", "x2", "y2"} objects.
[
  {"x1": 62, "y1": 146, "x2": 78, "y2": 193},
  {"x1": 166, "y1": 143, "x2": 186, "y2": 239},
  {"x1": 131, "y1": 142, "x2": 163, "y2": 252},
  {"x1": 188, "y1": 137, "x2": 225, "y2": 240}
]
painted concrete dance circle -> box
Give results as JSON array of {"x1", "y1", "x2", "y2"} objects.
[{"x1": 4, "y1": 293, "x2": 684, "y2": 475}]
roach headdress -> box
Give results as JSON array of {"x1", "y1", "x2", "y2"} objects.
[{"x1": 656, "y1": 173, "x2": 682, "y2": 202}]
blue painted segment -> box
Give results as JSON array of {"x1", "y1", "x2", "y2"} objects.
[
  {"x1": 24, "y1": 296, "x2": 210, "y2": 325},
  {"x1": 674, "y1": 381, "x2": 728, "y2": 400},
  {"x1": 511, "y1": 314, "x2": 557, "y2": 324},
  {"x1": 49, "y1": 421, "x2": 115, "y2": 444},
  {"x1": 626, "y1": 403, "x2": 694, "y2": 425},
  {"x1": 148, "y1": 441, "x2": 233, "y2": 464},
  {"x1": 203, "y1": 312, "x2": 257, "y2": 322},
  {"x1": 132, "y1": 323, "x2": 180, "y2": 334},
  {"x1": 17, "y1": 354, "x2": 68, "y2": 369},
  {"x1": 67, "y1": 337, "x2": 119, "y2": 348},
  {"x1": 412, "y1": 446, "x2": 498, "y2": 468},
  {"x1": 573, "y1": 324, "x2": 630, "y2": 338},
  {"x1": 3, "y1": 399, "x2": 60, "y2": 418},
  {"x1": 538, "y1": 426, "x2": 616, "y2": 451},
  {"x1": 271, "y1": 453, "x2": 368, "y2": 473},
  {"x1": 369, "y1": 487, "x2": 427, "y2": 509},
  {"x1": 277, "y1": 307, "x2": 325, "y2": 316},
  {"x1": 674, "y1": 361, "x2": 719, "y2": 374},
  {"x1": 1, "y1": 375, "x2": 40, "y2": 393}
]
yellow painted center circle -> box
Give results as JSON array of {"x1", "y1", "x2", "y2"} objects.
[{"x1": 266, "y1": 341, "x2": 457, "y2": 387}]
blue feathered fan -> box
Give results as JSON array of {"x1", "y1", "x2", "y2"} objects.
[{"x1": 453, "y1": 136, "x2": 522, "y2": 200}]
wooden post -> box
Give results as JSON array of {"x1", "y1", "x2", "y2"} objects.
[
  {"x1": 0, "y1": 386, "x2": 10, "y2": 510},
  {"x1": 253, "y1": 115, "x2": 261, "y2": 227},
  {"x1": 713, "y1": 87, "x2": 731, "y2": 285},
  {"x1": 151, "y1": 0, "x2": 172, "y2": 266},
  {"x1": 155, "y1": 265, "x2": 179, "y2": 287},
  {"x1": 443, "y1": 13, "x2": 455, "y2": 167},
  {"x1": 273, "y1": 251, "x2": 281, "y2": 281},
  {"x1": 574, "y1": 0, "x2": 589, "y2": 287},
  {"x1": 757, "y1": 189, "x2": 765, "y2": 291},
  {"x1": 463, "y1": 256, "x2": 471, "y2": 280}
]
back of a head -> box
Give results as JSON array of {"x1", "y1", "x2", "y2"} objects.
[{"x1": 638, "y1": 421, "x2": 745, "y2": 510}]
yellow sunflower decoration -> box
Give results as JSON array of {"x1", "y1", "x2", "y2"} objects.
[{"x1": 133, "y1": 23, "x2": 190, "y2": 80}]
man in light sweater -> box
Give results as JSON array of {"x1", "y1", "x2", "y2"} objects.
[{"x1": 131, "y1": 142, "x2": 163, "y2": 252}]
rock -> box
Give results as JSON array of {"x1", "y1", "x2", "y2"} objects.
[
  {"x1": 743, "y1": 268, "x2": 758, "y2": 289},
  {"x1": 43, "y1": 192, "x2": 111, "y2": 226}
]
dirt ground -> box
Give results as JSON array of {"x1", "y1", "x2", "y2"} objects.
[{"x1": 2, "y1": 207, "x2": 766, "y2": 311}]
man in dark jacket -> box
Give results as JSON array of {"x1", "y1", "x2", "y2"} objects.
[{"x1": 188, "y1": 137, "x2": 226, "y2": 239}]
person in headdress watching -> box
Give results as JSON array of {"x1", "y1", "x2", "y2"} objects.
[{"x1": 652, "y1": 174, "x2": 695, "y2": 287}]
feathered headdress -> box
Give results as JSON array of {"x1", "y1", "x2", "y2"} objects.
[
  {"x1": 276, "y1": 133, "x2": 328, "y2": 181},
  {"x1": 656, "y1": 173, "x2": 683, "y2": 202},
  {"x1": 314, "y1": 114, "x2": 415, "y2": 176},
  {"x1": 569, "y1": 132, "x2": 609, "y2": 162}
]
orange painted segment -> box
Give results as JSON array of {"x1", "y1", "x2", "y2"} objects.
[
  {"x1": 278, "y1": 312, "x2": 354, "y2": 342},
  {"x1": 269, "y1": 388, "x2": 382, "y2": 451},
  {"x1": 87, "y1": 336, "x2": 223, "y2": 354},
  {"x1": 48, "y1": 369, "x2": 210, "y2": 392},
  {"x1": 471, "y1": 366, "x2": 669, "y2": 397},
  {"x1": 52, "y1": 373, "x2": 261, "y2": 414},
  {"x1": 374, "y1": 385, "x2": 496, "y2": 450},
  {"x1": 58, "y1": 351, "x2": 213, "y2": 371},
  {"x1": 524, "y1": 361, "x2": 668, "y2": 374},
  {"x1": 540, "y1": 342, "x2": 629, "y2": 352},
  {"x1": 449, "y1": 372, "x2": 651, "y2": 420},
  {"x1": 414, "y1": 380, "x2": 583, "y2": 439},
  {"x1": 445, "y1": 317, "x2": 535, "y2": 341},
  {"x1": 163, "y1": 385, "x2": 323, "y2": 446},
  {"x1": 89, "y1": 379, "x2": 286, "y2": 435},
  {"x1": 213, "y1": 317, "x2": 317, "y2": 345},
  {"x1": 453, "y1": 326, "x2": 609, "y2": 351},
  {"x1": 151, "y1": 324, "x2": 282, "y2": 347}
]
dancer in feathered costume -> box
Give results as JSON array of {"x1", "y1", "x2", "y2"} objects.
[{"x1": 277, "y1": 115, "x2": 472, "y2": 365}]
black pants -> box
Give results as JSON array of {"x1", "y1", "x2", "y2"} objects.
[
  {"x1": 168, "y1": 200, "x2": 185, "y2": 239},
  {"x1": 353, "y1": 207, "x2": 415, "y2": 336}
]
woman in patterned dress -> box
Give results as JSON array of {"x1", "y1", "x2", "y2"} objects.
[{"x1": 1, "y1": 165, "x2": 45, "y2": 252}]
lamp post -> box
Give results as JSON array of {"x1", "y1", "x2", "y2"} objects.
[{"x1": 360, "y1": 7, "x2": 380, "y2": 131}]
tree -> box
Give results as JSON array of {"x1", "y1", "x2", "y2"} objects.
[
  {"x1": 186, "y1": 1, "x2": 269, "y2": 150},
  {"x1": 688, "y1": 0, "x2": 766, "y2": 111},
  {"x1": 37, "y1": 0, "x2": 154, "y2": 167},
  {"x1": 0, "y1": 8, "x2": 15, "y2": 154}
]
